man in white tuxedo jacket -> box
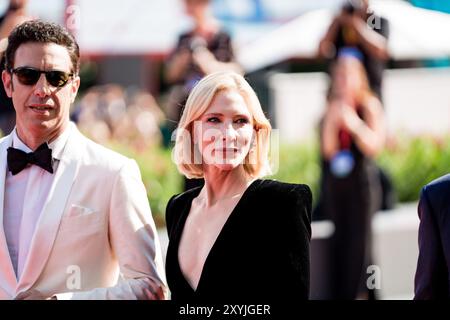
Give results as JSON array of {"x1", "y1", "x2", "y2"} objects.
[{"x1": 0, "y1": 20, "x2": 167, "y2": 299}]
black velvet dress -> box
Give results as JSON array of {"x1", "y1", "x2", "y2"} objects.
[{"x1": 165, "y1": 179, "x2": 312, "y2": 302}]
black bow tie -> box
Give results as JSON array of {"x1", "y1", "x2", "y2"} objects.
[{"x1": 7, "y1": 142, "x2": 54, "y2": 175}]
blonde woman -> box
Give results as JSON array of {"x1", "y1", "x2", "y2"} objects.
[
  {"x1": 165, "y1": 71, "x2": 312, "y2": 301},
  {"x1": 164, "y1": 0, "x2": 242, "y2": 190}
]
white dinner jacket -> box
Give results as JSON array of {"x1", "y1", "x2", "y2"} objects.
[{"x1": 0, "y1": 123, "x2": 167, "y2": 299}]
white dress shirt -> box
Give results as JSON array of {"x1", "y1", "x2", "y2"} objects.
[{"x1": 3, "y1": 126, "x2": 71, "y2": 279}]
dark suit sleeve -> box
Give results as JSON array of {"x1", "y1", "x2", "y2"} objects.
[
  {"x1": 281, "y1": 184, "x2": 313, "y2": 299},
  {"x1": 414, "y1": 185, "x2": 448, "y2": 299}
]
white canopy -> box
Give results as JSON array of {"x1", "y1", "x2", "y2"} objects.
[{"x1": 236, "y1": 0, "x2": 450, "y2": 73}]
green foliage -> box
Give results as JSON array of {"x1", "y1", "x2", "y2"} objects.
[
  {"x1": 268, "y1": 141, "x2": 322, "y2": 206},
  {"x1": 377, "y1": 135, "x2": 450, "y2": 203},
  {"x1": 271, "y1": 135, "x2": 450, "y2": 205}
]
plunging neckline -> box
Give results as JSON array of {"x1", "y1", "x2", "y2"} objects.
[{"x1": 174, "y1": 179, "x2": 261, "y2": 293}]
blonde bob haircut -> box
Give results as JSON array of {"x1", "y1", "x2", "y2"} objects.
[{"x1": 173, "y1": 71, "x2": 272, "y2": 179}]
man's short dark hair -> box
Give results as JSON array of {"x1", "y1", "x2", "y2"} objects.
[{"x1": 5, "y1": 20, "x2": 80, "y2": 74}]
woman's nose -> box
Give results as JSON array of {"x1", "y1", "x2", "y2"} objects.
[{"x1": 221, "y1": 121, "x2": 238, "y2": 141}]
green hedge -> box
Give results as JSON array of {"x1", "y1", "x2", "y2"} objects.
[
  {"x1": 268, "y1": 140, "x2": 322, "y2": 205},
  {"x1": 104, "y1": 135, "x2": 450, "y2": 226},
  {"x1": 377, "y1": 135, "x2": 450, "y2": 203},
  {"x1": 267, "y1": 135, "x2": 450, "y2": 205}
]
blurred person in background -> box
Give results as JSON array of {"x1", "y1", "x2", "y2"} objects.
[
  {"x1": 0, "y1": 0, "x2": 31, "y2": 135},
  {"x1": 319, "y1": 0, "x2": 389, "y2": 100},
  {"x1": 164, "y1": 0, "x2": 242, "y2": 191},
  {"x1": 318, "y1": 0, "x2": 394, "y2": 216},
  {"x1": 319, "y1": 50, "x2": 386, "y2": 299},
  {"x1": 414, "y1": 174, "x2": 450, "y2": 299},
  {"x1": 166, "y1": 71, "x2": 311, "y2": 301},
  {"x1": 0, "y1": 0, "x2": 30, "y2": 40}
]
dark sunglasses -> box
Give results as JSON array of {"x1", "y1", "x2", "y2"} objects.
[{"x1": 10, "y1": 67, "x2": 74, "y2": 88}]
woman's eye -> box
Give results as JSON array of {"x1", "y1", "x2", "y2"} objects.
[
  {"x1": 207, "y1": 117, "x2": 220, "y2": 123},
  {"x1": 235, "y1": 118, "x2": 249, "y2": 124}
]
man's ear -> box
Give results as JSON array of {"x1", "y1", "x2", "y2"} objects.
[
  {"x1": 2, "y1": 69, "x2": 13, "y2": 98},
  {"x1": 70, "y1": 75, "x2": 80, "y2": 104}
]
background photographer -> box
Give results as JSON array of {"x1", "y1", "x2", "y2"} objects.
[
  {"x1": 319, "y1": 0, "x2": 389, "y2": 99},
  {"x1": 316, "y1": 0, "x2": 394, "y2": 222},
  {"x1": 0, "y1": 0, "x2": 31, "y2": 135}
]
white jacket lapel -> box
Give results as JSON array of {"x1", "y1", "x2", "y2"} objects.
[
  {"x1": 0, "y1": 134, "x2": 18, "y2": 295},
  {"x1": 16, "y1": 124, "x2": 82, "y2": 293}
]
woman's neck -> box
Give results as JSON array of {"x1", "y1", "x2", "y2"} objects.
[{"x1": 201, "y1": 166, "x2": 254, "y2": 207}]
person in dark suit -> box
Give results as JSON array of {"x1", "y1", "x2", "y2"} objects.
[
  {"x1": 165, "y1": 71, "x2": 312, "y2": 301},
  {"x1": 414, "y1": 174, "x2": 450, "y2": 299}
]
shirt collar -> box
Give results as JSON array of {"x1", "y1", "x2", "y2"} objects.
[
  {"x1": 12, "y1": 130, "x2": 32, "y2": 153},
  {"x1": 11, "y1": 124, "x2": 72, "y2": 161},
  {"x1": 48, "y1": 125, "x2": 71, "y2": 161}
]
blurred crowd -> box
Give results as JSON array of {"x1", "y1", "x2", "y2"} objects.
[{"x1": 71, "y1": 84, "x2": 165, "y2": 152}]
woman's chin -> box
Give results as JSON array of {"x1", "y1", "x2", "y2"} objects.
[
  {"x1": 211, "y1": 157, "x2": 246, "y2": 172},
  {"x1": 212, "y1": 163, "x2": 237, "y2": 172},
  {"x1": 202, "y1": 152, "x2": 248, "y2": 172}
]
